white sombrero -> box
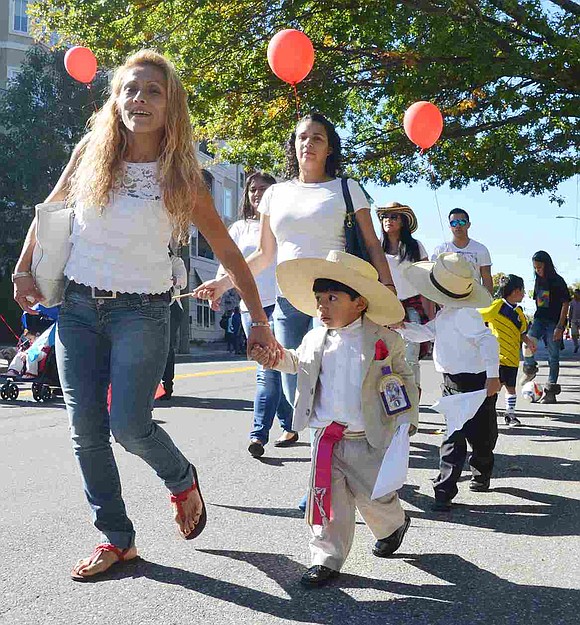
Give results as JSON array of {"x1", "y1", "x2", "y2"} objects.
[
  {"x1": 276, "y1": 251, "x2": 405, "y2": 326},
  {"x1": 403, "y1": 252, "x2": 491, "y2": 308}
]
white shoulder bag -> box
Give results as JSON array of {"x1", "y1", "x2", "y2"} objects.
[{"x1": 30, "y1": 202, "x2": 74, "y2": 307}]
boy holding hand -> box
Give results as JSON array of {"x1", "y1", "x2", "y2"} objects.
[{"x1": 252, "y1": 251, "x2": 419, "y2": 588}]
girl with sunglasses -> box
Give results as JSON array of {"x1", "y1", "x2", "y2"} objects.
[{"x1": 377, "y1": 202, "x2": 433, "y2": 392}]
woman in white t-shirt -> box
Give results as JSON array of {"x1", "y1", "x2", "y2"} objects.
[
  {"x1": 195, "y1": 113, "x2": 394, "y2": 418},
  {"x1": 12, "y1": 51, "x2": 279, "y2": 581},
  {"x1": 377, "y1": 202, "x2": 432, "y2": 390},
  {"x1": 216, "y1": 172, "x2": 295, "y2": 457}
]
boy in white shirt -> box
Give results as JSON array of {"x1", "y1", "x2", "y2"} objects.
[
  {"x1": 252, "y1": 251, "x2": 419, "y2": 588},
  {"x1": 402, "y1": 253, "x2": 500, "y2": 511}
]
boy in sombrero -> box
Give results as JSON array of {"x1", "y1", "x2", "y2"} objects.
[
  {"x1": 251, "y1": 251, "x2": 419, "y2": 588},
  {"x1": 402, "y1": 253, "x2": 500, "y2": 511}
]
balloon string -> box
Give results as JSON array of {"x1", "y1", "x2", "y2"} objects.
[
  {"x1": 87, "y1": 83, "x2": 99, "y2": 113},
  {"x1": 0, "y1": 313, "x2": 21, "y2": 342},
  {"x1": 422, "y1": 150, "x2": 446, "y2": 239},
  {"x1": 292, "y1": 83, "x2": 300, "y2": 120}
]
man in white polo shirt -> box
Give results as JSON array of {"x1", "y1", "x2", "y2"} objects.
[{"x1": 432, "y1": 209, "x2": 493, "y2": 294}]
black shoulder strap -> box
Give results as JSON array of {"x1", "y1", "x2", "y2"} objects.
[{"x1": 341, "y1": 177, "x2": 354, "y2": 215}]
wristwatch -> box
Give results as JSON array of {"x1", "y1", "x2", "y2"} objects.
[{"x1": 11, "y1": 271, "x2": 32, "y2": 282}]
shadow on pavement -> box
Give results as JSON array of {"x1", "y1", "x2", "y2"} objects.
[
  {"x1": 154, "y1": 396, "x2": 254, "y2": 411},
  {"x1": 400, "y1": 441, "x2": 579, "y2": 538},
  {"x1": 95, "y1": 550, "x2": 578, "y2": 625}
]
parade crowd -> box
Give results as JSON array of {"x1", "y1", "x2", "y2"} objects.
[{"x1": 10, "y1": 50, "x2": 574, "y2": 588}]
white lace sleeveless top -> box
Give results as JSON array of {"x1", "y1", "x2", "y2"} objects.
[{"x1": 64, "y1": 161, "x2": 173, "y2": 294}]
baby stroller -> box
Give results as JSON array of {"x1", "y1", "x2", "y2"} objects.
[{"x1": 0, "y1": 306, "x2": 62, "y2": 402}]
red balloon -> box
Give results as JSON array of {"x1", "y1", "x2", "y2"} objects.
[
  {"x1": 64, "y1": 46, "x2": 97, "y2": 84},
  {"x1": 267, "y1": 29, "x2": 315, "y2": 85},
  {"x1": 403, "y1": 101, "x2": 444, "y2": 150}
]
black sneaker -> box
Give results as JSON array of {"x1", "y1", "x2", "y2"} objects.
[{"x1": 504, "y1": 414, "x2": 520, "y2": 427}]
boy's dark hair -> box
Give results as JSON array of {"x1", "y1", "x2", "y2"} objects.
[
  {"x1": 448, "y1": 208, "x2": 470, "y2": 222},
  {"x1": 313, "y1": 278, "x2": 361, "y2": 301},
  {"x1": 498, "y1": 274, "x2": 524, "y2": 298}
]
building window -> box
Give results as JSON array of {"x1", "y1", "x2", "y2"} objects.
[
  {"x1": 197, "y1": 233, "x2": 214, "y2": 260},
  {"x1": 223, "y1": 187, "x2": 235, "y2": 222},
  {"x1": 196, "y1": 300, "x2": 216, "y2": 329},
  {"x1": 239, "y1": 172, "x2": 245, "y2": 187},
  {"x1": 13, "y1": 0, "x2": 29, "y2": 34},
  {"x1": 199, "y1": 140, "x2": 214, "y2": 157},
  {"x1": 7, "y1": 67, "x2": 21, "y2": 83},
  {"x1": 202, "y1": 169, "x2": 214, "y2": 197}
]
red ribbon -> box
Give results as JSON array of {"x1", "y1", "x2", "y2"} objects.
[{"x1": 308, "y1": 422, "x2": 346, "y2": 526}]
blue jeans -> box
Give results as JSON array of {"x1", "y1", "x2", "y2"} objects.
[
  {"x1": 273, "y1": 296, "x2": 318, "y2": 405},
  {"x1": 524, "y1": 318, "x2": 560, "y2": 383},
  {"x1": 55, "y1": 285, "x2": 193, "y2": 549},
  {"x1": 242, "y1": 305, "x2": 294, "y2": 443}
]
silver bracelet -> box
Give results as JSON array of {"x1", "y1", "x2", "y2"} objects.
[
  {"x1": 11, "y1": 271, "x2": 32, "y2": 282},
  {"x1": 250, "y1": 321, "x2": 270, "y2": 328}
]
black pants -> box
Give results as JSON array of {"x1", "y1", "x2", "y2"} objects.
[
  {"x1": 162, "y1": 302, "x2": 184, "y2": 393},
  {"x1": 433, "y1": 372, "x2": 498, "y2": 501}
]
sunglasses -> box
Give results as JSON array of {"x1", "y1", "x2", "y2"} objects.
[
  {"x1": 449, "y1": 218, "x2": 468, "y2": 227},
  {"x1": 382, "y1": 213, "x2": 401, "y2": 220}
]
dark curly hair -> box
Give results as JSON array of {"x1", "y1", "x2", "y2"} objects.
[
  {"x1": 239, "y1": 172, "x2": 276, "y2": 220},
  {"x1": 284, "y1": 113, "x2": 342, "y2": 179}
]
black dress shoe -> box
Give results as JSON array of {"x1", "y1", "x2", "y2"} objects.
[
  {"x1": 469, "y1": 479, "x2": 490, "y2": 492},
  {"x1": 431, "y1": 498, "x2": 452, "y2": 512},
  {"x1": 372, "y1": 513, "x2": 411, "y2": 558},
  {"x1": 273, "y1": 432, "x2": 299, "y2": 447},
  {"x1": 248, "y1": 439, "x2": 265, "y2": 458},
  {"x1": 300, "y1": 565, "x2": 340, "y2": 588}
]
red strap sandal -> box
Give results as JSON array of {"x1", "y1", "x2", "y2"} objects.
[
  {"x1": 70, "y1": 543, "x2": 133, "y2": 582},
  {"x1": 170, "y1": 466, "x2": 207, "y2": 540}
]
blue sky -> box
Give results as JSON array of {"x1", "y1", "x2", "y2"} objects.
[{"x1": 367, "y1": 174, "x2": 579, "y2": 313}]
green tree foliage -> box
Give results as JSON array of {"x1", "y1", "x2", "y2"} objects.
[
  {"x1": 0, "y1": 46, "x2": 107, "y2": 272},
  {"x1": 29, "y1": 1, "x2": 579, "y2": 199},
  {"x1": 492, "y1": 271, "x2": 507, "y2": 294}
]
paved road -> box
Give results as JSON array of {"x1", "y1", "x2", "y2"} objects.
[{"x1": 1, "y1": 345, "x2": 578, "y2": 625}]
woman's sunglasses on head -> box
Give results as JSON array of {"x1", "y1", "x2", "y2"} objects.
[{"x1": 449, "y1": 218, "x2": 468, "y2": 227}]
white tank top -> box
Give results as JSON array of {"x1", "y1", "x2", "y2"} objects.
[{"x1": 64, "y1": 161, "x2": 173, "y2": 294}]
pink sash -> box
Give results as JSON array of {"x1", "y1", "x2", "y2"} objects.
[{"x1": 307, "y1": 422, "x2": 347, "y2": 526}]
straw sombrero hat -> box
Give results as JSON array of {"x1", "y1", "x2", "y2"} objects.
[
  {"x1": 376, "y1": 202, "x2": 418, "y2": 234},
  {"x1": 276, "y1": 251, "x2": 404, "y2": 326},
  {"x1": 403, "y1": 252, "x2": 491, "y2": 308}
]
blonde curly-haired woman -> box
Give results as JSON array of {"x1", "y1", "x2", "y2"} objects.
[{"x1": 12, "y1": 50, "x2": 279, "y2": 581}]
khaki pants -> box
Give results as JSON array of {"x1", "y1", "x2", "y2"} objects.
[{"x1": 309, "y1": 436, "x2": 405, "y2": 571}]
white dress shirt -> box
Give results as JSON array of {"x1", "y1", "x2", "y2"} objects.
[
  {"x1": 423, "y1": 307, "x2": 499, "y2": 377},
  {"x1": 309, "y1": 317, "x2": 366, "y2": 432}
]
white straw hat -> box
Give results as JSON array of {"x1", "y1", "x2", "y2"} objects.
[
  {"x1": 276, "y1": 251, "x2": 405, "y2": 326},
  {"x1": 403, "y1": 252, "x2": 492, "y2": 308}
]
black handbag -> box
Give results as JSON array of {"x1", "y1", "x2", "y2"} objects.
[{"x1": 342, "y1": 177, "x2": 371, "y2": 262}]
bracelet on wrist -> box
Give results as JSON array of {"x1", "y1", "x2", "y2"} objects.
[
  {"x1": 250, "y1": 321, "x2": 270, "y2": 328},
  {"x1": 11, "y1": 271, "x2": 32, "y2": 282}
]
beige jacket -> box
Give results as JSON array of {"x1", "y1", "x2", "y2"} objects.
[{"x1": 275, "y1": 316, "x2": 419, "y2": 449}]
